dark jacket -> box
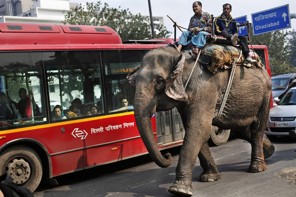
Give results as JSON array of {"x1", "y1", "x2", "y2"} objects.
[{"x1": 214, "y1": 13, "x2": 237, "y2": 37}]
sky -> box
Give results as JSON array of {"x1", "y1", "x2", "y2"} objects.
[{"x1": 70, "y1": 0, "x2": 296, "y2": 38}]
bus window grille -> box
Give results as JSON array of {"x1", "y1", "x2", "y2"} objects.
[
  {"x1": 69, "y1": 27, "x2": 82, "y2": 31},
  {"x1": 39, "y1": 26, "x2": 53, "y2": 31},
  {"x1": 7, "y1": 25, "x2": 22, "y2": 30},
  {"x1": 95, "y1": 28, "x2": 107, "y2": 32}
]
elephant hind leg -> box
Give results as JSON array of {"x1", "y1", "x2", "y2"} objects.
[
  {"x1": 248, "y1": 126, "x2": 267, "y2": 172},
  {"x1": 262, "y1": 134, "x2": 275, "y2": 159},
  {"x1": 233, "y1": 129, "x2": 275, "y2": 159},
  {"x1": 199, "y1": 171, "x2": 221, "y2": 182},
  {"x1": 232, "y1": 125, "x2": 268, "y2": 173},
  {"x1": 198, "y1": 143, "x2": 221, "y2": 182},
  {"x1": 249, "y1": 156, "x2": 267, "y2": 173},
  {"x1": 249, "y1": 135, "x2": 274, "y2": 172}
]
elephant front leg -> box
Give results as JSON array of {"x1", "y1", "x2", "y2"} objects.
[
  {"x1": 168, "y1": 133, "x2": 205, "y2": 196},
  {"x1": 198, "y1": 142, "x2": 221, "y2": 182},
  {"x1": 168, "y1": 178, "x2": 193, "y2": 197},
  {"x1": 168, "y1": 151, "x2": 194, "y2": 196}
]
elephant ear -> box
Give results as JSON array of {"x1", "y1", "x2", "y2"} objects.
[
  {"x1": 165, "y1": 54, "x2": 188, "y2": 101},
  {"x1": 127, "y1": 66, "x2": 141, "y2": 86}
]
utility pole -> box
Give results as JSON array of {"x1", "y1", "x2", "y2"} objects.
[{"x1": 148, "y1": 0, "x2": 155, "y2": 38}]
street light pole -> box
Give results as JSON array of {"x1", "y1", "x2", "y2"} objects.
[{"x1": 148, "y1": 0, "x2": 155, "y2": 38}]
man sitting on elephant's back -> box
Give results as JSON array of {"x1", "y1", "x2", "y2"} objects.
[
  {"x1": 214, "y1": 3, "x2": 256, "y2": 63},
  {"x1": 177, "y1": 1, "x2": 212, "y2": 57}
]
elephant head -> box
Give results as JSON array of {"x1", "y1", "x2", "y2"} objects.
[{"x1": 127, "y1": 46, "x2": 191, "y2": 167}]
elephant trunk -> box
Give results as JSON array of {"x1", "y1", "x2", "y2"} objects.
[{"x1": 134, "y1": 91, "x2": 172, "y2": 168}]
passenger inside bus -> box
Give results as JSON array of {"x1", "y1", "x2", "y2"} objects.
[
  {"x1": 9, "y1": 88, "x2": 41, "y2": 119},
  {"x1": 87, "y1": 103, "x2": 100, "y2": 115},
  {"x1": 81, "y1": 103, "x2": 100, "y2": 116},
  {"x1": 114, "y1": 80, "x2": 133, "y2": 109},
  {"x1": 65, "y1": 98, "x2": 83, "y2": 118},
  {"x1": 66, "y1": 105, "x2": 80, "y2": 119},
  {"x1": 70, "y1": 98, "x2": 83, "y2": 113},
  {"x1": 110, "y1": 98, "x2": 133, "y2": 112},
  {"x1": 82, "y1": 106, "x2": 92, "y2": 116},
  {"x1": 52, "y1": 105, "x2": 66, "y2": 121},
  {"x1": 0, "y1": 92, "x2": 18, "y2": 125},
  {"x1": 90, "y1": 104, "x2": 99, "y2": 115}
]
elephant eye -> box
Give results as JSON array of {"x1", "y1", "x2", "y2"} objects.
[{"x1": 155, "y1": 77, "x2": 165, "y2": 90}]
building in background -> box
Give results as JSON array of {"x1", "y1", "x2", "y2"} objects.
[
  {"x1": 148, "y1": 16, "x2": 164, "y2": 35},
  {"x1": 0, "y1": 0, "x2": 164, "y2": 32},
  {"x1": 0, "y1": 0, "x2": 31, "y2": 16},
  {"x1": 0, "y1": 0, "x2": 70, "y2": 23}
]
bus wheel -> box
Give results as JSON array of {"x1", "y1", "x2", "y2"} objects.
[
  {"x1": 209, "y1": 126, "x2": 231, "y2": 146},
  {"x1": 0, "y1": 146, "x2": 43, "y2": 192}
]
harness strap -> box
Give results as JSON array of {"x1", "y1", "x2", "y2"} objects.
[
  {"x1": 217, "y1": 50, "x2": 243, "y2": 116},
  {"x1": 185, "y1": 50, "x2": 202, "y2": 89}
]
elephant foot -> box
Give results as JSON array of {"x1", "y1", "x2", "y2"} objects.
[
  {"x1": 263, "y1": 141, "x2": 275, "y2": 159},
  {"x1": 199, "y1": 172, "x2": 221, "y2": 182},
  {"x1": 249, "y1": 158, "x2": 267, "y2": 173},
  {"x1": 168, "y1": 180, "x2": 193, "y2": 197}
]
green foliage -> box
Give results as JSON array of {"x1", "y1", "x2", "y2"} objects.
[
  {"x1": 288, "y1": 30, "x2": 296, "y2": 66},
  {"x1": 64, "y1": 1, "x2": 171, "y2": 40},
  {"x1": 250, "y1": 29, "x2": 296, "y2": 75},
  {"x1": 270, "y1": 62, "x2": 296, "y2": 75}
]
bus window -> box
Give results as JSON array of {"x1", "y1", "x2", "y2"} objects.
[
  {"x1": 102, "y1": 50, "x2": 146, "y2": 113},
  {"x1": 107, "y1": 79, "x2": 134, "y2": 112},
  {"x1": 44, "y1": 51, "x2": 103, "y2": 121},
  {"x1": 0, "y1": 52, "x2": 46, "y2": 129}
]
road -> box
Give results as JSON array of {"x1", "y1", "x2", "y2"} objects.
[{"x1": 34, "y1": 138, "x2": 296, "y2": 197}]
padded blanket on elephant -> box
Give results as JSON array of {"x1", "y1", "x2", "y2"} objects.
[{"x1": 199, "y1": 44, "x2": 261, "y2": 74}]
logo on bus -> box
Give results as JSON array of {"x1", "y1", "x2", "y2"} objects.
[{"x1": 71, "y1": 128, "x2": 88, "y2": 140}]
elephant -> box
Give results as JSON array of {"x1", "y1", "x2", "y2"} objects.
[{"x1": 127, "y1": 45, "x2": 275, "y2": 197}]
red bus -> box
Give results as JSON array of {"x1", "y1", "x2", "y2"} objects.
[{"x1": 0, "y1": 22, "x2": 271, "y2": 192}]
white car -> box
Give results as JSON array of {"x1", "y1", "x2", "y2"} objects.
[{"x1": 266, "y1": 87, "x2": 296, "y2": 137}]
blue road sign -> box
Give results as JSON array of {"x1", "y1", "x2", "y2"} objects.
[
  {"x1": 251, "y1": 4, "x2": 291, "y2": 35},
  {"x1": 235, "y1": 15, "x2": 248, "y2": 36}
]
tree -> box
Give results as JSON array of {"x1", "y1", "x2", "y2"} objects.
[
  {"x1": 64, "y1": 1, "x2": 171, "y2": 40},
  {"x1": 250, "y1": 30, "x2": 296, "y2": 75},
  {"x1": 271, "y1": 62, "x2": 296, "y2": 74},
  {"x1": 288, "y1": 30, "x2": 296, "y2": 67}
]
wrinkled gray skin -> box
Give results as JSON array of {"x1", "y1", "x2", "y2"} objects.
[{"x1": 127, "y1": 46, "x2": 274, "y2": 197}]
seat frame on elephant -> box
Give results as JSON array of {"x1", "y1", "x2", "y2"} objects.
[{"x1": 196, "y1": 35, "x2": 263, "y2": 75}]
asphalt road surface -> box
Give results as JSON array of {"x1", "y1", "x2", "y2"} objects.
[{"x1": 34, "y1": 137, "x2": 296, "y2": 197}]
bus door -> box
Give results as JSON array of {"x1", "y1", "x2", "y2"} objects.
[{"x1": 156, "y1": 108, "x2": 185, "y2": 145}]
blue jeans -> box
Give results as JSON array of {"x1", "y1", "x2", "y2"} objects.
[{"x1": 178, "y1": 30, "x2": 210, "y2": 48}]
